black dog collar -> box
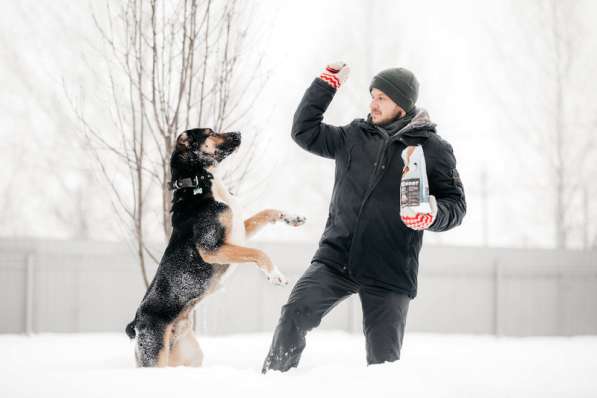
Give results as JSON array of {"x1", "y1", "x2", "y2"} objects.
[{"x1": 168, "y1": 171, "x2": 214, "y2": 195}]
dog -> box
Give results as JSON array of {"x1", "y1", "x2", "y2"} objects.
[{"x1": 125, "y1": 128, "x2": 306, "y2": 367}]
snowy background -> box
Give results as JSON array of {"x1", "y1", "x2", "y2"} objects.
[{"x1": 1, "y1": 0, "x2": 597, "y2": 397}]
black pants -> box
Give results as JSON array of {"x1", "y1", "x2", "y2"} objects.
[{"x1": 262, "y1": 261, "x2": 410, "y2": 373}]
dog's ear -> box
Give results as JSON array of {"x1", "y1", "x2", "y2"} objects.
[{"x1": 176, "y1": 131, "x2": 190, "y2": 149}]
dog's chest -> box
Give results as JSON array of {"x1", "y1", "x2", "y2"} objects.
[{"x1": 211, "y1": 174, "x2": 245, "y2": 244}]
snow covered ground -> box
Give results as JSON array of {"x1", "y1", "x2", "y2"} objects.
[{"x1": 1, "y1": 331, "x2": 596, "y2": 397}]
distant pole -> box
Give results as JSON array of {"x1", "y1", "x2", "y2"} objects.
[
  {"x1": 493, "y1": 260, "x2": 501, "y2": 336},
  {"x1": 25, "y1": 253, "x2": 35, "y2": 335},
  {"x1": 583, "y1": 186, "x2": 589, "y2": 250},
  {"x1": 481, "y1": 168, "x2": 489, "y2": 247}
]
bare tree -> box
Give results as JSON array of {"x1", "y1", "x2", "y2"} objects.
[
  {"x1": 69, "y1": 0, "x2": 270, "y2": 287},
  {"x1": 0, "y1": 3, "x2": 104, "y2": 241},
  {"x1": 485, "y1": 0, "x2": 595, "y2": 249}
]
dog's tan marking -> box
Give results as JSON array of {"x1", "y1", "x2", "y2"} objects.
[
  {"x1": 201, "y1": 136, "x2": 225, "y2": 154},
  {"x1": 211, "y1": 175, "x2": 246, "y2": 245},
  {"x1": 244, "y1": 209, "x2": 282, "y2": 239},
  {"x1": 169, "y1": 330, "x2": 203, "y2": 367},
  {"x1": 217, "y1": 208, "x2": 234, "y2": 241},
  {"x1": 155, "y1": 324, "x2": 173, "y2": 367},
  {"x1": 168, "y1": 312, "x2": 203, "y2": 367}
]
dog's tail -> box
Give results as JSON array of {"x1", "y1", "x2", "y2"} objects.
[{"x1": 125, "y1": 319, "x2": 136, "y2": 339}]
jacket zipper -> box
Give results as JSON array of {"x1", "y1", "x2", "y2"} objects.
[
  {"x1": 347, "y1": 131, "x2": 392, "y2": 268},
  {"x1": 347, "y1": 121, "x2": 426, "y2": 268}
]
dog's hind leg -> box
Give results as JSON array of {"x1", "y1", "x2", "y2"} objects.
[
  {"x1": 244, "y1": 210, "x2": 306, "y2": 240},
  {"x1": 134, "y1": 321, "x2": 173, "y2": 367},
  {"x1": 169, "y1": 325, "x2": 203, "y2": 367}
]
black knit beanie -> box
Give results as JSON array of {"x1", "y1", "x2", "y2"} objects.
[{"x1": 369, "y1": 67, "x2": 419, "y2": 113}]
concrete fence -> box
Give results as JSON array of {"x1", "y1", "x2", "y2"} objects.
[{"x1": 0, "y1": 238, "x2": 595, "y2": 336}]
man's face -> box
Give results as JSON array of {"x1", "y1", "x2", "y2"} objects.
[{"x1": 369, "y1": 88, "x2": 405, "y2": 125}]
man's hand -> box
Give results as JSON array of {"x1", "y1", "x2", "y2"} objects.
[
  {"x1": 401, "y1": 195, "x2": 438, "y2": 230},
  {"x1": 319, "y1": 62, "x2": 350, "y2": 89}
]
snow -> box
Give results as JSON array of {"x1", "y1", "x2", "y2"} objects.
[{"x1": 2, "y1": 331, "x2": 596, "y2": 397}]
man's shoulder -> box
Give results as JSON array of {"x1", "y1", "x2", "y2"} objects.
[
  {"x1": 423, "y1": 132, "x2": 459, "y2": 169},
  {"x1": 425, "y1": 131, "x2": 454, "y2": 152},
  {"x1": 340, "y1": 119, "x2": 377, "y2": 142},
  {"x1": 346, "y1": 118, "x2": 371, "y2": 130}
]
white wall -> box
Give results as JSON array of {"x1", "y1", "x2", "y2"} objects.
[{"x1": 0, "y1": 239, "x2": 595, "y2": 336}]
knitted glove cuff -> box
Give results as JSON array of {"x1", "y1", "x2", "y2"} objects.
[{"x1": 319, "y1": 69, "x2": 342, "y2": 89}]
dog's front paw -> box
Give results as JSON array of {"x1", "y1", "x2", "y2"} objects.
[
  {"x1": 281, "y1": 213, "x2": 306, "y2": 227},
  {"x1": 266, "y1": 267, "x2": 288, "y2": 287}
]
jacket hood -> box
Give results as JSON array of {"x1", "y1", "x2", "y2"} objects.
[{"x1": 360, "y1": 107, "x2": 437, "y2": 139}]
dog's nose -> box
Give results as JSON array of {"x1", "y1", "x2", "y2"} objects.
[{"x1": 229, "y1": 131, "x2": 241, "y2": 145}]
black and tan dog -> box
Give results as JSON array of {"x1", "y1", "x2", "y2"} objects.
[{"x1": 125, "y1": 128, "x2": 305, "y2": 367}]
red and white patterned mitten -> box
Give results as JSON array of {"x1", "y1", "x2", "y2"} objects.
[
  {"x1": 401, "y1": 195, "x2": 438, "y2": 230},
  {"x1": 319, "y1": 62, "x2": 351, "y2": 89}
]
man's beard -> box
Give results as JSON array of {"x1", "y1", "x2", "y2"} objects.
[
  {"x1": 373, "y1": 109, "x2": 406, "y2": 126},
  {"x1": 372, "y1": 114, "x2": 393, "y2": 126},
  {"x1": 371, "y1": 112, "x2": 384, "y2": 125}
]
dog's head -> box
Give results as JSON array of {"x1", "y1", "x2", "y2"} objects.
[{"x1": 171, "y1": 128, "x2": 241, "y2": 178}]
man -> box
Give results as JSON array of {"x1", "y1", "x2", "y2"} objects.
[{"x1": 262, "y1": 62, "x2": 466, "y2": 373}]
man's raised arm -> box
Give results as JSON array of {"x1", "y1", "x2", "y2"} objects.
[{"x1": 291, "y1": 62, "x2": 350, "y2": 159}]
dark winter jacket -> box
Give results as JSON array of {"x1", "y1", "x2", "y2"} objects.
[{"x1": 292, "y1": 78, "x2": 466, "y2": 298}]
